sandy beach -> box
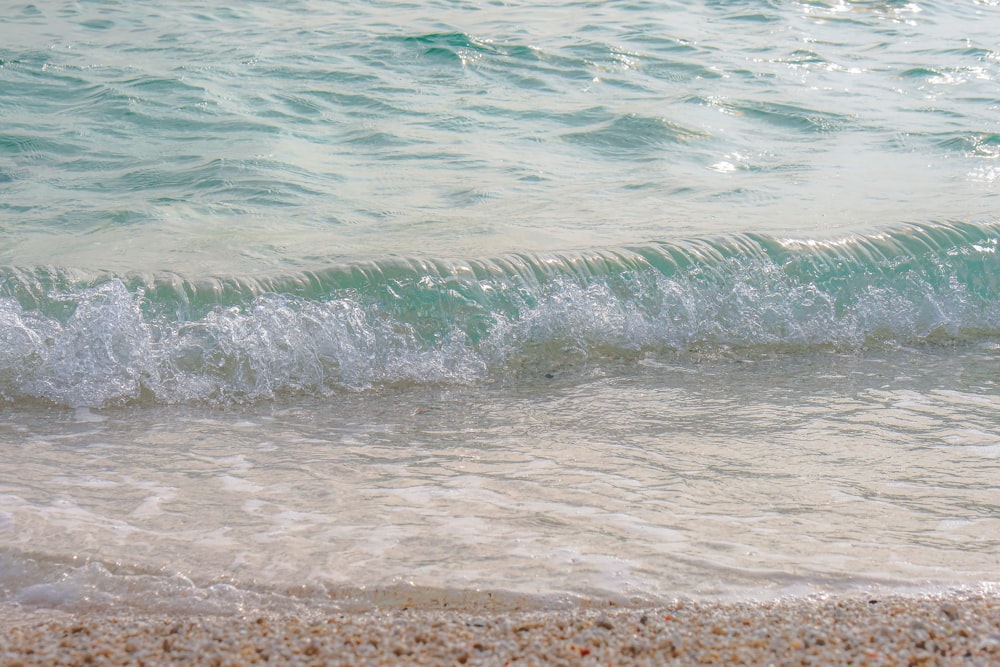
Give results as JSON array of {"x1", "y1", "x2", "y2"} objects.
[{"x1": 2, "y1": 591, "x2": 998, "y2": 666}]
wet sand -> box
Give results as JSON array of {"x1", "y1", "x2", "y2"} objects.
[{"x1": 2, "y1": 592, "x2": 999, "y2": 666}]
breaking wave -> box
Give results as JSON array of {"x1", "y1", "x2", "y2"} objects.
[{"x1": 1, "y1": 220, "x2": 998, "y2": 407}]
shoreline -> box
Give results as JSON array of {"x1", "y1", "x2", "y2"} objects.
[{"x1": 3, "y1": 591, "x2": 999, "y2": 665}]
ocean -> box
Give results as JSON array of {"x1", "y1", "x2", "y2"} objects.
[{"x1": 1, "y1": 0, "x2": 998, "y2": 616}]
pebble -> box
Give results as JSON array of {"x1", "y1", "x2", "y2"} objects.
[{"x1": 0, "y1": 592, "x2": 998, "y2": 666}]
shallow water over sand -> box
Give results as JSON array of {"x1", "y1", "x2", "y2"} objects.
[{"x1": 2, "y1": 344, "x2": 998, "y2": 614}]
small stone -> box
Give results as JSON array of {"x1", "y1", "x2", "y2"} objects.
[{"x1": 941, "y1": 603, "x2": 959, "y2": 621}]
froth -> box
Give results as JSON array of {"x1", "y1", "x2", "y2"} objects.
[{"x1": 1, "y1": 223, "x2": 998, "y2": 407}]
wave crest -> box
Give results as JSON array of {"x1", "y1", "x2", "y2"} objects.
[{"x1": 1, "y1": 221, "x2": 998, "y2": 407}]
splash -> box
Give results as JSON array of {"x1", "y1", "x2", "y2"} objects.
[{"x1": 1, "y1": 221, "x2": 998, "y2": 407}]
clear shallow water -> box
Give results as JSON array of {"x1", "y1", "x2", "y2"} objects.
[
  {"x1": 1, "y1": 0, "x2": 999, "y2": 615},
  {"x1": 2, "y1": 346, "x2": 999, "y2": 613}
]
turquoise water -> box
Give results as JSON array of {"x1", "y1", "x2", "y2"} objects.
[
  {"x1": 3, "y1": 0, "x2": 998, "y2": 274},
  {"x1": 1, "y1": 0, "x2": 998, "y2": 614}
]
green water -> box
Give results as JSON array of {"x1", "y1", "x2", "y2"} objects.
[{"x1": 0, "y1": 0, "x2": 998, "y2": 613}]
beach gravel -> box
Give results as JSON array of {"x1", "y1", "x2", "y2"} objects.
[{"x1": 1, "y1": 592, "x2": 998, "y2": 666}]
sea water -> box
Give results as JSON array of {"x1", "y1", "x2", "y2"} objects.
[{"x1": 1, "y1": 0, "x2": 998, "y2": 615}]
